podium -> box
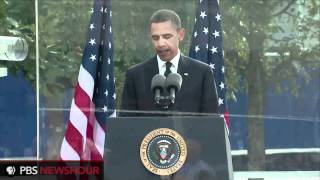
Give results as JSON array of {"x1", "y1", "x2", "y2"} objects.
[{"x1": 104, "y1": 116, "x2": 233, "y2": 180}]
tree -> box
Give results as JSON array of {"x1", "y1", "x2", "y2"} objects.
[
  {"x1": 1, "y1": 0, "x2": 318, "y2": 161},
  {"x1": 1, "y1": 0, "x2": 194, "y2": 99},
  {"x1": 221, "y1": 0, "x2": 320, "y2": 170},
  {"x1": 0, "y1": 0, "x2": 36, "y2": 86}
]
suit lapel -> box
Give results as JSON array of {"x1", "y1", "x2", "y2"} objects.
[
  {"x1": 146, "y1": 56, "x2": 159, "y2": 76},
  {"x1": 178, "y1": 55, "x2": 190, "y2": 77},
  {"x1": 144, "y1": 56, "x2": 158, "y2": 95},
  {"x1": 143, "y1": 57, "x2": 159, "y2": 110},
  {"x1": 174, "y1": 55, "x2": 189, "y2": 109}
]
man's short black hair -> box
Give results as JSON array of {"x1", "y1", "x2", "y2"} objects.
[{"x1": 149, "y1": 9, "x2": 182, "y2": 30}]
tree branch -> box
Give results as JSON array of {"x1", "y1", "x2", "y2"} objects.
[
  {"x1": 221, "y1": 11, "x2": 249, "y2": 39},
  {"x1": 271, "y1": 0, "x2": 296, "y2": 17},
  {"x1": 284, "y1": 11, "x2": 300, "y2": 18}
]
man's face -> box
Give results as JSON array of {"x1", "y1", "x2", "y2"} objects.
[{"x1": 150, "y1": 20, "x2": 185, "y2": 61}]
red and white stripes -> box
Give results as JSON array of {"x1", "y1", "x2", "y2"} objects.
[{"x1": 60, "y1": 66, "x2": 105, "y2": 161}]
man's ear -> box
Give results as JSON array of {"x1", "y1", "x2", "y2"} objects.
[{"x1": 178, "y1": 28, "x2": 185, "y2": 41}]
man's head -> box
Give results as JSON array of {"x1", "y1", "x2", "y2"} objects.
[{"x1": 149, "y1": 9, "x2": 185, "y2": 61}]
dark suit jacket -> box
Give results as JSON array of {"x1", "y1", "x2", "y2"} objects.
[{"x1": 120, "y1": 55, "x2": 218, "y2": 116}]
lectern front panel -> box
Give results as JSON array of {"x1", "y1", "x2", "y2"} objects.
[{"x1": 104, "y1": 116, "x2": 233, "y2": 180}]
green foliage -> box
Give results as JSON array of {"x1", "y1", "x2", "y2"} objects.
[
  {"x1": 1, "y1": 0, "x2": 318, "y2": 102},
  {"x1": 38, "y1": 0, "x2": 91, "y2": 96},
  {"x1": 0, "y1": 0, "x2": 5, "y2": 20},
  {"x1": 0, "y1": 0, "x2": 36, "y2": 88},
  {"x1": 220, "y1": 0, "x2": 319, "y2": 170},
  {"x1": 0, "y1": 0, "x2": 318, "y2": 162},
  {"x1": 221, "y1": 0, "x2": 320, "y2": 98}
]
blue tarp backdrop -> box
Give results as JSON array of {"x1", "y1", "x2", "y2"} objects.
[
  {"x1": 0, "y1": 72, "x2": 36, "y2": 157},
  {"x1": 229, "y1": 74, "x2": 320, "y2": 149}
]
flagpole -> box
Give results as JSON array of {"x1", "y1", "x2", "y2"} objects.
[{"x1": 35, "y1": 0, "x2": 40, "y2": 160}]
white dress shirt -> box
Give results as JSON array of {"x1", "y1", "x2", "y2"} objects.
[{"x1": 157, "y1": 50, "x2": 180, "y2": 76}]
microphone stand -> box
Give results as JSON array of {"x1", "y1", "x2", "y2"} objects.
[
  {"x1": 156, "y1": 96, "x2": 173, "y2": 110},
  {"x1": 151, "y1": 73, "x2": 181, "y2": 180}
]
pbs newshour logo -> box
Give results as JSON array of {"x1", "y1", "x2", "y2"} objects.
[{"x1": 6, "y1": 166, "x2": 16, "y2": 176}]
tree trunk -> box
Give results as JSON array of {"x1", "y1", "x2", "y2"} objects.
[{"x1": 246, "y1": 32, "x2": 266, "y2": 170}]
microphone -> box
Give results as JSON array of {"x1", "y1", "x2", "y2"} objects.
[
  {"x1": 151, "y1": 74, "x2": 166, "y2": 104},
  {"x1": 165, "y1": 73, "x2": 182, "y2": 103}
]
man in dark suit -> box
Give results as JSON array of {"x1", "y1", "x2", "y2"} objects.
[{"x1": 120, "y1": 9, "x2": 218, "y2": 116}]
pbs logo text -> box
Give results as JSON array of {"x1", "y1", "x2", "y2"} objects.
[{"x1": 6, "y1": 166, "x2": 38, "y2": 176}]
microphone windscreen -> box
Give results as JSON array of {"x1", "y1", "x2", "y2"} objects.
[
  {"x1": 151, "y1": 74, "x2": 166, "y2": 92},
  {"x1": 165, "y1": 73, "x2": 182, "y2": 92}
]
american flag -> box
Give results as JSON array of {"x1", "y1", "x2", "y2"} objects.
[
  {"x1": 60, "y1": 0, "x2": 116, "y2": 161},
  {"x1": 189, "y1": 0, "x2": 230, "y2": 127}
]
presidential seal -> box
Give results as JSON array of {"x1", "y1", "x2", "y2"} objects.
[{"x1": 140, "y1": 128, "x2": 187, "y2": 176}]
